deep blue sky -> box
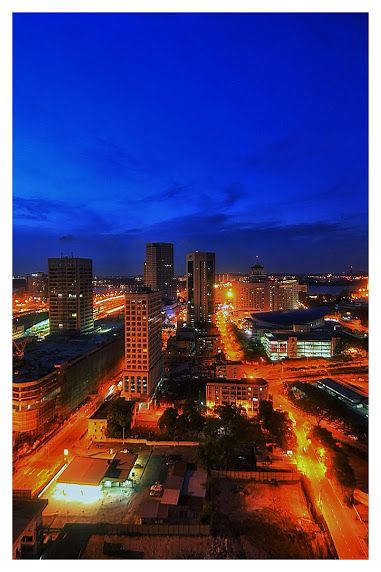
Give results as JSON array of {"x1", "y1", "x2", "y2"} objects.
[{"x1": 13, "y1": 12, "x2": 368, "y2": 275}]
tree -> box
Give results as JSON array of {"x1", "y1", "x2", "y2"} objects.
[
  {"x1": 177, "y1": 401, "x2": 205, "y2": 438},
  {"x1": 106, "y1": 398, "x2": 133, "y2": 437},
  {"x1": 258, "y1": 401, "x2": 296, "y2": 450},
  {"x1": 288, "y1": 382, "x2": 349, "y2": 426},
  {"x1": 158, "y1": 407, "x2": 179, "y2": 437}
]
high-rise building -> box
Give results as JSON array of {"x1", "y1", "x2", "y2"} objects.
[
  {"x1": 122, "y1": 288, "x2": 163, "y2": 401},
  {"x1": 48, "y1": 257, "x2": 94, "y2": 335},
  {"x1": 230, "y1": 264, "x2": 303, "y2": 315},
  {"x1": 249, "y1": 264, "x2": 267, "y2": 283},
  {"x1": 144, "y1": 242, "x2": 174, "y2": 300},
  {"x1": 233, "y1": 281, "x2": 269, "y2": 312},
  {"x1": 186, "y1": 251, "x2": 215, "y2": 326},
  {"x1": 268, "y1": 279, "x2": 301, "y2": 311},
  {"x1": 25, "y1": 272, "x2": 48, "y2": 299}
]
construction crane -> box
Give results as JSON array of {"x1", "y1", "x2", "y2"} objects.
[{"x1": 13, "y1": 337, "x2": 29, "y2": 360}]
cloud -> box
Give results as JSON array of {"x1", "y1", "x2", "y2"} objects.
[
  {"x1": 139, "y1": 181, "x2": 190, "y2": 203},
  {"x1": 59, "y1": 234, "x2": 76, "y2": 243},
  {"x1": 13, "y1": 195, "x2": 112, "y2": 232},
  {"x1": 13, "y1": 196, "x2": 69, "y2": 221},
  {"x1": 222, "y1": 182, "x2": 244, "y2": 208}
]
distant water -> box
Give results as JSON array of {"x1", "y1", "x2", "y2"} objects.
[{"x1": 307, "y1": 284, "x2": 359, "y2": 295}]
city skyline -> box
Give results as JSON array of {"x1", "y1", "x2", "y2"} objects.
[{"x1": 13, "y1": 12, "x2": 368, "y2": 275}]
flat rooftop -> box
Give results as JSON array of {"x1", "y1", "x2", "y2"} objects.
[
  {"x1": 182, "y1": 469, "x2": 207, "y2": 498},
  {"x1": 105, "y1": 452, "x2": 137, "y2": 482},
  {"x1": 57, "y1": 456, "x2": 109, "y2": 486},
  {"x1": 209, "y1": 377, "x2": 268, "y2": 386},
  {"x1": 317, "y1": 378, "x2": 368, "y2": 403},
  {"x1": 89, "y1": 401, "x2": 111, "y2": 420},
  {"x1": 264, "y1": 329, "x2": 336, "y2": 341},
  {"x1": 89, "y1": 399, "x2": 135, "y2": 420},
  {"x1": 13, "y1": 318, "x2": 124, "y2": 382}
]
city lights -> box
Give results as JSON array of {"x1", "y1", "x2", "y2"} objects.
[{"x1": 11, "y1": 10, "x2": 368, "y2": 562}]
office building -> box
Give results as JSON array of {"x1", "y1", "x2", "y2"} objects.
[
  {"x1": 12, "y1": 319, "x2": 125, "y2": 435},
  {"x1": 261, "y1": 331, "x2": 339, "y2": 361},
  {"x1": 233, "y1": 281, "x2": 269, "y2": 313},
  {"x1": 25, "y1": 272, "x2": 48, "y2": 299},
  {"x1": 48, "y1": 256, "x2": 94, "y2": 335},
  {"x1": 229, "y1": 264, "x2": 304, "y2": 315},
  {"x1": 206, "y1": 378, "x2": 269, "y2": 415},
  {"x1": 186, "y1": 251, "x2": 215, "y2": 325},
  {"x1": 144, "y1": 242, "x2": 174, "y2": 300},
  {"x1": 123, "y1": 288, "x2": 163, "y2": 401},
  {"x1": 268, "y1": 278, "x2": 301, "y2": 311}
]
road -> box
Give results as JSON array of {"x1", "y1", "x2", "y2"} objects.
[
  {"x1": 272, "y1": 392, "x2": 368, "y2": 559},
  {"x1": 217, "y1": 310, "x2": 368, "y2": 559},
  {"x1": 13, "y1": 378, "x2": 119, "y2": 496}
]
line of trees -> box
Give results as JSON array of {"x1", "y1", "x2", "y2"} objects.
[{"x1": 308, "y1": 425, "x2": 356, "y2": 493}]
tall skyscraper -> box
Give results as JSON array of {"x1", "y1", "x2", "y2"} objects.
[
  {"x1": 186, "y1": 251, "x2": 215, "y2": 326},
  {"x1": 144, "y1": 242, "x2": 174, "y2": 300},
  {"x1": 48, "y1": 256, "x2": 94, "y2": 335},
  {"x1": 122, "y1": 288, "x2": 163, "y2": 401}
]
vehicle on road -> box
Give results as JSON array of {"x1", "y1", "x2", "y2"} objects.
[
  {"x1": 134, "y1": 463, "x2": 144, "y2": 469},
  {"x1": 149, "y1": 482, "x2": 164, "y2": 497}
]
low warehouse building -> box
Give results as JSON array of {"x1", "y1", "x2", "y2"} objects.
[{"x1": 54, "y1": 452, "x2": 137, "y2": 503}]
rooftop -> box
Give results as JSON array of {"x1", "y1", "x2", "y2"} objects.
[
  {"x1": 252, "y1": 307, "x2": 329, "y2": 327},
  {"x1": 89, "y1": 401, "x2": 110, "y2": 420},
  {"x1": 182, "y1": 469, "x2": 207, "y2": 498},
  {"x1": 13, "y1": 499, "x2": 48, "y2": 544},
  {"x1": 161, "y1": 488, "x2": 181, "y2": 506},
  {"x1": 165, "y1": 475, "x2": 184, "y2": 490},
  {"x1": 317, "y1": 378, "x2": 368, "y2": 403},
  {"x1": 57, "y1": 456, "x2": 110, "y2": 486},
  {"x1": 13, "y1": 318, "x2": 124, "y2": 382},
  {"x1": 104, "y1": 452, "x2": 137, "y2": 481},
  {"x1": 264, "y1": 329, "x2": 337, "y2": 341},
  {"x1": 209, "y1": 377, "x2": 268, "y2": 387},
  {"x1": 140, "y1": 500, "x2": 169, "y2": 520}
]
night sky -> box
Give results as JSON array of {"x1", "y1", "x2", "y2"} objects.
[{"x1": 13, "y1": 12, "x2": 368, "y2": 276}]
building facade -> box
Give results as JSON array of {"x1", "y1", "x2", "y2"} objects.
[
  {"x1": 122, "y1": 289, "x2": 163, "y2": 401},
  {"x1": 233, "y1": 281, "x2": 269, "y2": 313},
  {"x1": 13, "y1": 328, "x2": 125, "y2": 435},
  {"x1": 186, "y1": 251, "x2": 215, "y2": 326},
  {"x1": 206, "y1": 378, "x2": 269, "y2": 415},
  {"x1": 261, "y1": 331, "x2": 339, "y2": 361},
  {"x1": 229, "y1": 265, "x2": 304, "y2": 315},
  {"x1": 88, "y1": 401, "x2": 137, "y2": 441},
  {"x1": 48, "y1": 256, "x2": 94, "y2": 335},
  {"x1": 144, "y1": 242, "x2": 174, "y2": 300},
  {"x1": 25, "y1": 272, "x2": 48, "y2": 299},
  {"x1": 13, "y1": 497, "x2": 48, "y2": 559}
]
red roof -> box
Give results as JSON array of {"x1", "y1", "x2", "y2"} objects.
[{"x1": 57, "y1": 456, "x2": 109, "y2": 486}]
